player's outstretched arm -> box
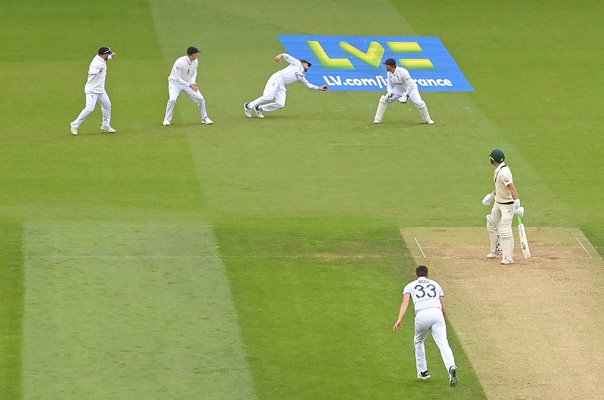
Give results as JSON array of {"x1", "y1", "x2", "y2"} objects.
[
  {"x1": 439, "y1": 296, "x2": 447, "y2": 318},
  {"x1": 393, "y1": 293, "x2": 410, "y2": 331}
]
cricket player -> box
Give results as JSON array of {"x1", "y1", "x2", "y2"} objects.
[
  {"x1": 393, "y1": 265, "x2": 458, "y2": 387},
  {"x1": 482, "y1": 149, "x2": 525, "y2": 264},
  {"x1": 70, "y1": 47, "x2": 117, "y2": 135},
  {"x1": 373, "y1": 58, "x2": 434, "y2": 125},
  {"x1": 243, "y1": 53, "x2": 328, "y2": 118},
  {"x1": 162, "y1": 46, "x2": 213, "y2": 126}
]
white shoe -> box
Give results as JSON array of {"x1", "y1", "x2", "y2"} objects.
[
  {"x1": 101, "y1": 125, "x2": 116, "y2": 133},
  {"x1": 373, "y1": 119, "x2": 381, "y2": 124},
  {"x1": 486, "y1": 252, "x2": 498, "y2": 259},
  {"x1": 425, "y1": 120, "x2": 435, "y2": 125},
  {"x1": 501, "y1": 258, "x2": 514, "y2": 265},
  {"x1": 202, "y1": 117, "x2": 213, "y2": 125},
  {"x1": 255, "y1": 106, "x2": 264, "y2": 118},
  {"x1": 162, "y1": 120, "x2": 171, "y2": 126},
  {"x1": 417, "y1": 370, "x2": 431, "y2": 380},
  {"x1": 70, "y1": 122, "x2": 78, "y2": 135},
  {"x1": 244, "y1": 103, "x2": 252, "y2": 118}
]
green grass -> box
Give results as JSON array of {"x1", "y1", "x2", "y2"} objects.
[
  {"x1": 0, "y1": 219, "x2": 24, "y2": 400},
  {"x1": 21, "y1": 221, "x2": 256, "y2": 400},
  {"x1": 0, "y1": 0, "x2": 602, "y2": 398},
  {"x1": 216, "y1": 218, "x2": 486, "y2": 398}
]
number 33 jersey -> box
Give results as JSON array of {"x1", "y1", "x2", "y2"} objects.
[{"x1": 403, "y1": 278, "x2": 445, "y2": 313}]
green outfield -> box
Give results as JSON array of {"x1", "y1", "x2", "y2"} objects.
[{"x1": 1, "y1": 0, "x2": 602, "y2": 399}]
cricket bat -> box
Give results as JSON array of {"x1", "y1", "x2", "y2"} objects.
[{"x1": 517, "y1": 215, "x2": 531, "y2": 258}]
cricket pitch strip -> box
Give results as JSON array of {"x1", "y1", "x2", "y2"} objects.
[{"x1": 400, "y1": 227, "x2": 604, "y2": 400}]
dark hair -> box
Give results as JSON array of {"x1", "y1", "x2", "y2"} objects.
[
  {"x1": 416, "y1": 265, "x2": 429, "y2": 277},
  {"x1": 187, "y1": 46, "x2": 200, "y2": 55}
]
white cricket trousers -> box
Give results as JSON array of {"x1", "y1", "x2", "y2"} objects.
[
  {"x1": 248, "y1": 76, "x2": 286, "y2": 112},
  {"x1": 414, "y1": 308, "x2": 456, "y2": 374},
  {"x1": 374, "y1": 89, "x2": 432, "y2": 123},
  {"x1": 486, "y1": 203, "x2": 515, "y2": 259},
  {"x1": 72, "y1": 92, "x2": 111, "y2": 128},
  {"x1": 164, "y1": 82, "x2": 208, "y2": 123}
]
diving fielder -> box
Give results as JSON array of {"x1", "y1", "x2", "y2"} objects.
[
  {"x1": 70, "y1": 47, "x2": 117, "y2": 135},
  {"x1": 393, "y1": 265, "x2": 458, "y2": 387},
  {"x1": 373, "y1": 58, "x2": 434, "y2": 125},
  {"x1": 243, "y1": 53, "x2": 328, "y2": 118},
  {"x1": 482, "y1": 149, "x2": 525, "y2": 265},
  {"x1": 163, "y1": 46, "x2": 213, "y2": 126}
]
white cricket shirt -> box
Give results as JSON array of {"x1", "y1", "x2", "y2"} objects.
[
  {"x1": 271, "y1": 53, "x2": 319, "y2": 90},
  {"x1": 168, "y1": 56, "x2": 198, "y2": 86},
  {"x1": 494, "y1": 162, "x2": 514, "y2": 203},
  {"x1": 386, "y1": 66, "x2": 417, "y2": 95},
  {"x1": 84, "y1": 55, "x2": 109, "y2": 94},
  {"x1": 403, "y1": 277, "x2": 444, "y2": 313}
]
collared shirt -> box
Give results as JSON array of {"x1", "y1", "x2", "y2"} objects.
[
  {"x1": 84, "y1": 55, "x2": 109, "y2": 94},
  {"x1": 403, "y1": 277, "x2": 444, "y2": 313},
  {"x1": 168, "y1": 56, "x2": 198, "y2": 86},
  {"x1": 271, "y1": 53, "x2": 319, "y2": 90},
  {"x1": 494, "y1": 162, "x2": 514, "y2": 203},
  {"x1": 386, "y1": 66, "x2": 417, "y2": 95}
]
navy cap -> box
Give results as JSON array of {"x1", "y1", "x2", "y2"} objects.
[
  {"x1": 98, "y1": 47, "x2": 112, "y2": 55},
  {"x1": 300, "y1": 59, "x2": 312, "y2": 67},
  {"x1": 187, "y1": 46, "x2": 200, "y2": 55},
  {"x1": 384, "y1": 58, "x2": 397, "y2": 66}
]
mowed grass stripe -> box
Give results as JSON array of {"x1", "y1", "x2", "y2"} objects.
[
  {"x1": 0, "y1": 218, "x2": 24, "y2": 400},
  {"x1": 22, "y1": 221, "x2": 256, "y2": 400}
]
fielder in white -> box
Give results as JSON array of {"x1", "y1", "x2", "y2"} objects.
[
  {"x1": 70, "y1": 47, "x2": 117, "y2": 135},
  {"x1": 393, "y1": 265, "x2": 458, "y2": 387},
  {"x1": 163, "y1": 46, "x2": 213, "y2": 126},
  {"x1": 373, "y1": 58, "x2": 434, "y2": 125},
  {"x1": 243, "y1": 53, "x2": 327, "y2": 118},
  {"x1": 482, "y1": 149, "x2": 525, "y2": 265}
]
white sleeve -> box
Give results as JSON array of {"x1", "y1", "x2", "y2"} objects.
[
  {"x1": 170, "y1": 61, "x2": 190, "y2": 86},
  {"x1": 282, "y1": 53, "x2": 300, "y2": 66},
  {"x1": 385, "y1": 74, "x2": 393, "y2": 93},
  {"x1": 400, "y1": 69, "x2": 414, "y2": 95},
  {"x1": 88, "y1": 60, "x2": 102, "y2": 75},
  {"x1": 299, "y1": 75, "x2": 320, "y2": 90},
  {"x1": 191, "y1": 64, "x2": 198, "y2": 84},
  {"x1": 501, "y1": 169, "x2": 513, "y2": 186},
  {"x1": 436, "y1": 282, "x2": 444, "y2": 297}
]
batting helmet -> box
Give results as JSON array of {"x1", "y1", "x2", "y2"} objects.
[{"x1": 489, "y1": 149, "x2": 505, "y2": 163}]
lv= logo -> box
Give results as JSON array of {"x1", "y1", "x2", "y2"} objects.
[{"x1": 307, "y1": 41, "x2": 434, "y2": 70}]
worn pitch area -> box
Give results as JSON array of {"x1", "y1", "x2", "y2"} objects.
[{"x1": 401, "y1": 227, "x2": 604, "y2": 400}]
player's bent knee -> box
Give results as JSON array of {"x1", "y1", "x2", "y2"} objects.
[
  {"x1": 379, "y1": 95, "x2": 390, "y2": 105},
  {"x1": 415, "y1": 101, "x2": 426, "y2": 110},
  {"x1": 498, "y1": 222, "x2": 513, "y2": 237},
  {"x1": 499, "y1": 229, "x2": 513, "y2": 238}
]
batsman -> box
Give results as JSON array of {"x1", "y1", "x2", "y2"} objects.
[{"x1": 481, "y1": 149, "x2": 525, "y2": 265}]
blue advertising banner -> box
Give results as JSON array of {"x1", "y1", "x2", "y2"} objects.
[{"x1": 278, "y1": 35, "x2": 473, "y2": 92}]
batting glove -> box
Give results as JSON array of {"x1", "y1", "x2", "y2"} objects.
[
  {"x1": 482, "y1": 193, "x2": 494, "y2": 206},
  {"x1": 513, "y1": 199, "x2": 524, "y2": 216}
]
